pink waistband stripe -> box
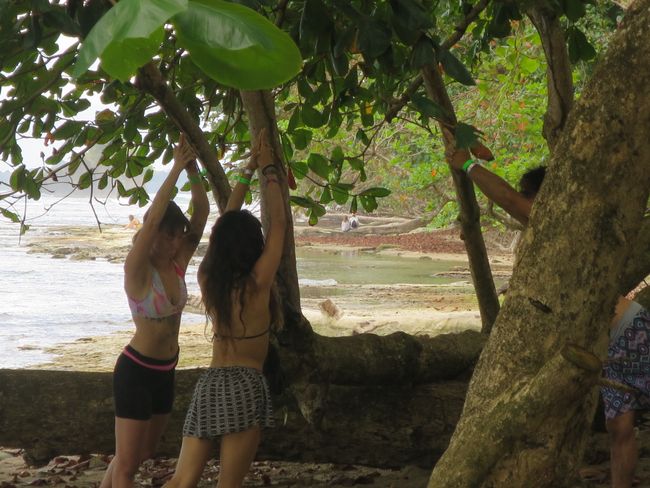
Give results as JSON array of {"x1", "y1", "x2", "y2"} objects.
[{"x1": 122, "y1": 347, "x2": 178, "y2": 372}]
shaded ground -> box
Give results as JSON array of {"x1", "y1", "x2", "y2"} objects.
[
  {"x1": 2, "y1": 431, "x2": 647, "y2": 488},
  {"x1": 0, "y1": 451, "x2": 432, "y2": 487}
]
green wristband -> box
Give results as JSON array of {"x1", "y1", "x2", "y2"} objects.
[
  {"x1": 237, "y1": 176, "x2": 251, "y2": 185},
  {"x1": 188, "y1": 174, "x2": 202, "y2": 185},
  {"x1": 461, "y1": 159, "x2": 474, "y2": 172}
]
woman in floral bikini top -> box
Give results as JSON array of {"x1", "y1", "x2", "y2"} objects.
[{"x1": 100, "y1": 135, "x2": 208, "y2": 488}]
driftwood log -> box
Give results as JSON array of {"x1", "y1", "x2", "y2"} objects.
[{"x1": 0, "y1": 331, "x2": 484, "y2": 467}]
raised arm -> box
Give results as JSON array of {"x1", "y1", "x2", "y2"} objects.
[
  {"x1": 176, "y1": 158, "x2": 209, "y2": 268},
  {"x1": 251, "y1": 134, "x2": 286, "y2": 290},
  {"x1": 124, "y1": 135, "x2": 195, "y2": 295},
  {"x1": 225, "y1": 133, "x2": 263, "y2": 212},
  {"x1": 447, "y1": 147, "x2": 533, "y2": 226}
]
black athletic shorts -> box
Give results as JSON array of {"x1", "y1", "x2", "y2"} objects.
[{"x1": 113, "y1": 345, "x2": 178, "y2": 420}]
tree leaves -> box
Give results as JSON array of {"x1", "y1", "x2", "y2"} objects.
[
  {"x1": 73, "y1": 0, "x2": 302, "y2": 89},
  {"x1": 307, "y1": 153, "x2": 331, "y2": 179},
  {"x1": 356, "y1": 16, "x2": 392, "y2": 60},
  {"x1": 390, "y1": 0, "x2": 434, "y2": 46},
  {"x1": 173, "y1": 0, "x2": 302, "y2": 89},
  {"x1": 412, "y1": 94, "x2": 448, "y2": 121},
  {"x1": 71, "y1": 0, "x2": 187, "y2": 81},
  {"x1": 454, "y1": 122, "x2": 481, "y2": 149},
  {"x1": 562, "y1": 0, "x2": 587, "y2": 22},
  {"x1": 567, "y1": 27, "x2": 596, "y2": 63},
  {"x1": 410, "y1": 36, "x2": 436, "y2": 69},
  {"x1": 290, "y1": 195, "x2": 326, "y2": 226},
  {"x1": 439, "y1": 50, "x2": 475, "y2": 86}
]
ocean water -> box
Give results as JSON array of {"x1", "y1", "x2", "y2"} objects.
[
  {"x1": 1, "y1": 193, "x2": 468, "y2": 368},
  {"x1": 0, "y1": 193, "x2": 203, "y2": 368}
]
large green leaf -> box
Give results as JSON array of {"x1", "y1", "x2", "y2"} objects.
[
  {"x1": 563, "y1": 0, "x2": 586, "y2": 22},
  {"x1": 307, "y1": 153, "x2": 331, "y2": 179},
  {"x1": 412, "y1": 94, "x2": 448, "y2": 121},
  {"x1": 71, "y1": 0, "x2": 188, "y2": 81},
  {"x1": 439, "y1": 50, "x2": 475, "y2": 86},
  {"x1": 173, "y1": 0, "x2": 302, "y2": 89},
  {"x1": 358, "y1": 187, "x2": 391, "y2": 198},
  {"x1": 454, "y1": 122, "x2": 481, "y2": 149},
  {"x1": 356, "y1": 16, "x2": 392, "y2": 59},
  {"x1": 567, "y1": 27, "x2": 596, "y2": 63}
]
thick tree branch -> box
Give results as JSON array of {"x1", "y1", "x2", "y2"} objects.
[
  {"x1": 526, "y1": 5, "x2": 574, "y2": 150},
  {"x1": 421, "y1": 65, "x2": 500, "y2": 334},
  {"x1": 136, "y1": 62, "x2": 231, "y2": 211},
  {"x1": 310, "y1": 330, "x2": 485, "y2": 385}
]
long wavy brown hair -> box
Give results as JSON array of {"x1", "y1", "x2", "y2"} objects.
[{"x1": 201, "y1": 210, "x2": 282, "y2": 338}]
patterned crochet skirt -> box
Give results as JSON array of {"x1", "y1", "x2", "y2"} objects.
[
  {"x1": 601, "y1": 304, "x2": 650, "y2": 420},
  {"x1": 183, "y1": 366, "x2": 274, "y2": 439}
]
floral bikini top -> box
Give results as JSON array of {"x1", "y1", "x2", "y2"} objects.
[{"x1": 127, "y1": 262, "x2": 188, "y2": 319}]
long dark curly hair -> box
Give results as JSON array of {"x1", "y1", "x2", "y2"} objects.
[{"x1": 201, "y1": 210, "x2": 282, "y2": 338}]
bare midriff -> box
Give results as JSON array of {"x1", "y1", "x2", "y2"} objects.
[{"x1": 129, "y1": 314, "x2": 182, "y2": 360}]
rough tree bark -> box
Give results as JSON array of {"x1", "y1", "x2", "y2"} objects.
[
  {"x1": 621, "y1": 216, "x2": 650, "y2": 294},
  {"x1": 421, "y1": 65, "x2": 500, "y2": 334},
  {"x1": 428, "y1": 2, "x2": 650, "y2": 486}
]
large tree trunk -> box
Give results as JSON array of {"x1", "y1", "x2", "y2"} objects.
[
  {"x1": 239, "y1": 90, "x2": 306, "y2": 334},
  {"x1": 428, "y1": 2, "x2": 650, "y2": 486},
  {"x1": 0, "y1": 331, "x2": 484, "y2": 467}
]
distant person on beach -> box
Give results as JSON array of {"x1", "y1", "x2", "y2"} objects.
[
  {"x1": 164, "y1": 129, "x2": 285, "y2": 488},
  {"x1": 100, "y1": 135, "x2": 209, "y2": 488},
  {"x1": 349, "y1": 212, "x2": 359, "y2": 229},
  {"x1": 446, "y1": 143, "x2": 649, "y2": 488},
  {"x1": 341, "y1": 215, "x2": 351, "y2": 232},
  {"x1": 124, "y1": 214, "x2": 141, "y2": 230}
]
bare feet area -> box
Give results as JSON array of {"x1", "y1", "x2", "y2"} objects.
[{"x1": 0, "y1": 217, "x2": 636, "y2": 487}]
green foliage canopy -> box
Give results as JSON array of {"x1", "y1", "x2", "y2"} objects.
[{"x1": 0, "y1": 0, "x2": 620, "y2": 229}]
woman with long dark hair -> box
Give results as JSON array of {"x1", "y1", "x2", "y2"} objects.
[
  {"x1": 101, "y1": 135, "x2": 209, "y2": 488},
  {"x1": 164, "y1": 130, "x2": 285, "y2": 488}
]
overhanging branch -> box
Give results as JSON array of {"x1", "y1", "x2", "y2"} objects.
[{"x1": 136, "y1": 63, "x2": 231, "y2": 211}]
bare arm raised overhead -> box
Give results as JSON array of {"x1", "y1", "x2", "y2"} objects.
[
  {"x1": 251, "y1": 134, "x2": 287, "y2": 291},
  {"x1": 175, "y1": 156, "x2": 209, "y2": 269},
  {"x1": 124, "y1": 135, "x2": 197, "y2": 298},
  {"x1": 225, "y1": 131, "x2": 264, "y2": 213}
]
